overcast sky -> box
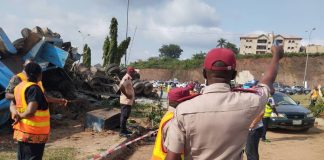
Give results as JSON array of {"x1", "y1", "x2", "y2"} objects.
[{"x1": 1, "y1": 0, "x2": 324, "y2": 65}]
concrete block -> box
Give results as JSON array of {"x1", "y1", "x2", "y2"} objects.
[{"x1": 85, "y1": 108, "x2": 120, "y2": 132}]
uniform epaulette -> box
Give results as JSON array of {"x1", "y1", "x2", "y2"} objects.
[{"x1": 232, "y1": 88, "x2": 258, "y2": 93}]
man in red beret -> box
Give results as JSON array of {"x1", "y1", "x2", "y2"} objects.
[
  {"x1": 165, "y1": 46, "x2": 283, "y2": 160},
  {"x1": 119, "y1": 66, "x2": 136, "y2": 137},
  {"x1": 151, "y1": 87, "x2": 197, "y2": 160}
]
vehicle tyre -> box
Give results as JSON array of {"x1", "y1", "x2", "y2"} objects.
[
  {"x1": 119, "y1": 67, "x2": 127, "y2": 79},
  {"x1": 132, "y1": 79, "x2": 141, "y2": 85},
  {"x1": 133, "y1": 72, "x2": 140, "y2": 80},
  {"x1": 133, "y1": 82, "x2": 145, "y2": 95},
  {"x1": 143, "y1": 82, "x2": 153, "y2": 96},
  {"x1": 107, "y1": 66, "x2": 120, "y2": 75},
  {"x1": 105, "y1": 64, "x2": 118, "y2": 72},
  {"x1": 21, "y1": 28, "x2": 32, "y2": 38}
]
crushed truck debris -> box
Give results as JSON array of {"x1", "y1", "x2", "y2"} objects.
[{"x1": 0, "y1": 26, "x2": 156, "y2": 129}]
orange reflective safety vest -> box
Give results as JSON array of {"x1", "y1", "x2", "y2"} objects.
[
  {"x1": 17, "y1": 72, "x2": 45, "y2": 92},
  {"x1": 151, "y1": 111, "x2": 184, "y2": 160},
  {"x1": 13, "y1": 81, "x2": 50, "y2": 135}
]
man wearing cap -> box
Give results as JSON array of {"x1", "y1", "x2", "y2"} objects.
[
  {"x1": 165, "y1": 46, "x2": 283, "y2": 160},
  {"x1": 152, "y1": 87, "x2": 198, "y2": 160},
  {"x1": 119, "y1": 66, "x2": 136, "y2": 137}
]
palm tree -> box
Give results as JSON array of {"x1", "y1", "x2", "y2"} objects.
[{"x1": 216, "y1": 38, "x2": 227, "y2": 48}]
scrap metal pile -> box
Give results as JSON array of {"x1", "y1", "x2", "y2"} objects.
[{"x1": 0, "y1": 26, "x2": 156, "y2": 113}]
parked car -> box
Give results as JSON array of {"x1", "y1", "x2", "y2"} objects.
[
  {"x1": 304, "y1": 88, "x2": 311, "y2": 94},
  {"x1": 291, "y1": 86, "x2": 304, "y2": 94},
  {"x1": 268, "y1": 92, "x2": 315, "y2": 131},
  {"x1": 284, "y1": 86, "x2": 294, "y2": 95}
]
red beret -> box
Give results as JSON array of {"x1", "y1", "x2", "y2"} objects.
[{"x1": 168, "y1": 87, "x2": 197, "y2": 103}]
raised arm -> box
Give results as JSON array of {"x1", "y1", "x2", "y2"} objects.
[{"x1": 260, "y1": 46, "x2": 284, "y2": 89}]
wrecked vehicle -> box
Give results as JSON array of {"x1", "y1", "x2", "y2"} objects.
[{"x1": 0, "y1": 26, "x2": 79, "y2": 126}]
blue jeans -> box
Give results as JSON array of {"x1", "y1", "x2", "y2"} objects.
[{"x1": 246, "y1": 127, "x2": 263, "y2": 160}]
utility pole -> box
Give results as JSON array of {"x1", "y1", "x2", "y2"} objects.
[
  {"x1": 303, "y1": 28, "x2": 316, "y2": 88},
  {"x1": 125, "y1": 0, "x2": 130, "y2": 66},
  {"x1": 127, "y1": 26, "x2": 137, "y2": 65}
]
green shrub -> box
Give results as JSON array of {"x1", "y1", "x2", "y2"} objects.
[{"x1": 309, "y1": 102, "x2": 324, "y2": 117}]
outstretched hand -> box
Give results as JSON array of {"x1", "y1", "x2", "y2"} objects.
[
  {"x1": 59, "y1": 98, "x2": 68, "y2": 107},
  {"x1": 271, "y1": 46, "x2": 284, "y2": 59}
]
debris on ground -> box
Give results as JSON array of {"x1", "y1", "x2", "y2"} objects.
[{"x1": 0, "y1": 26, "x2": 158, "y2": 131}]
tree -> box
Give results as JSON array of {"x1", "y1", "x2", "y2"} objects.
[
  {"x1": 102, "y1": 17, "x2": 131, "y2": 66},
  {"x1": 83, "y1": 44, "x2": 91, "y2": 67},
  {"x1": 216, "y1": 38, "x2": 227, "y2": 48},
  {"x1": 224, "y1": 42, "x2": 239, "y2": 54},
  {"x1": 192, "y1": 52, "x2": 206, "y2": 60},
  {"x1": 159, "y1": 44, "x2": 183, "y2": 59},
  {"x1": 102, "y1": 36, "x2": 110, "y2": 66}
]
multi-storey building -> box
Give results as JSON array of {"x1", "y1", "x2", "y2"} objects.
[{"x1": 240, "y1": 34, "x2": 302, "y2": 54}]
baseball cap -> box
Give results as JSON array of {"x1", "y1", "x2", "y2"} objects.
[
  {"x1": 127, "y1": 66, "x2": 135, "y2": 73},
  {"x1": 204, "y1": 48, "x2": 236, "y2": 71},
  {"x1": 168, "y1": 87, "x2": 196, "y2": 103}
]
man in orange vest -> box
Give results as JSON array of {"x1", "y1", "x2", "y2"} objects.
[
  {"x1": 10, "y1": 62, "x2": 50, "y2": 160},
  {"x1": 151, "y1": 87, "x2": 198, "y2": 160},
  {"x1": 5, "y1": 58, "x2": 67, "y2": 105}
]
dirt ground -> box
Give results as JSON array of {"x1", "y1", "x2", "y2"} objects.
[
  {"x1": 128, "y1": 119, "x2": 324, "y2": 160},
  {"x1": 0, "y1": 118, "x2": 127, "y2": 159}
]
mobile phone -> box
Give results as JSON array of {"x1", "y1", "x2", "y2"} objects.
[{"x1": 273, "y1": 39, "x2": 280, "y2": 46}]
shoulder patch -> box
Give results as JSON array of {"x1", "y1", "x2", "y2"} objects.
[{"x1": 232, "y1": 88, "x2": 258, "y2": 94}]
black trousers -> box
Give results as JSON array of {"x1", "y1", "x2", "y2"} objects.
[
  {"x1": 261, "y1": 118, "x2": 270, "y2": 140},
  {"x1": 17, "y1": 142, "x2": 45, "y2": 160},
  {"x1": 120, "y1": 104, "x2": 132, "y2": 132},
  {"x1": 246, "y1": 127, "x2": 263, "y2": 160},
  {"x1": 310, "y1": 99, "x2": 317, "y2": 106}
]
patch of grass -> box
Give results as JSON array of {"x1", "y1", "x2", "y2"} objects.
[
  {"x1": 96, "y1": 148, "x2": 106, "y2": 152},
  {"x1": 0, "y1": 150, "x2": 16, "y2": 160},
  {"x1": 0, "y1": 147, "x2": 77, "y2": 160},
  {"x1": 290, "y1": 94, "x2": 324, "y2": 117},
  {"x1": 131, "y1": 102, "x2": 166, "y2": 128},
  {"x1": 291, "y1": 94, "x2": 310, "y2": 107},
  {"x1": 131, "y1": 103, "x2": 156, "y2": 118},
  {"x1": 44, "y1": 148, "x2": 77, "y2": 160}
]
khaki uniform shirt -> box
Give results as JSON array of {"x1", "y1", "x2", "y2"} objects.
[
  {"x1": 165, "y1": 83, "x2": 270, "y2": 160},
  {"x1": 119, "y1": 73, "x2": 135, "y2": 105}
]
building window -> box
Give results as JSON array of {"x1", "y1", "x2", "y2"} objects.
[
  {"x1": 292, "y1": 40, "x2": 295, "y2": 43},
  {"x1": 268, "y1": 42, "x2": 271, "y2": 44},
  {"x1": 288, "y1": 47, "x2": 290, "y2": 49},
  {"x1": 268, "y1": 48, "x2": 270, "y2": 50},
  {"x1": 246, "y1": 40, "x2": 248, "y2": 42},
  {"x1": 291, "y1": 47, "x2": 294, "y2": 49},
  {"x1": 257, "y1": 45, "x2": 267, "y2": 49},
  {"x1": 288, "y1": 40, "x2": 291, "y2": 43},
  {"x1": 257, "y1": 39, "x2": 267, "y2": 43},
  {"x1": 249, "y1": 46, "x2": 252, "y2": 48},
  {"x1": 249, "y1": 40, "x2": 253, "y2": 42},
  {"x1": 277, "y1": 40, "x2": 283, "y2": 44},
  {"x1": 245, "y1": 46, "x2": 248, "y2": 48}
]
